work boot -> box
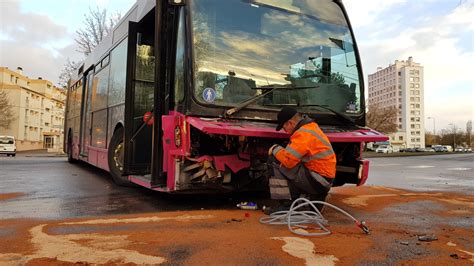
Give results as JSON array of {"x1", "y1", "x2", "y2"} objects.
[
  {"x1": 310, "y1": 194, "x2": 329, "y2": 212},
  {"x1": 263, "y1": 199, "x2": 292, "y2": 215}
]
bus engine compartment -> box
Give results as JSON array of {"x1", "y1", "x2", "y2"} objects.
[{"x1": 166, "y1": 115, "x2": 367, "y2": 193}]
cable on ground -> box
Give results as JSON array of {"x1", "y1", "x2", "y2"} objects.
[{"x1": 259, "y1": 197, "x2": 370, "y2": 236}]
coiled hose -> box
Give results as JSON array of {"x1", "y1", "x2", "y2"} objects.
[{"x1": 259, "y1": 197, "x2": 370, "y2": 237}]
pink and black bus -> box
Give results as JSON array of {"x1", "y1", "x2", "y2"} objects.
[{"x1": 64, "y1": 0, "x2": 388, "y2": 193}]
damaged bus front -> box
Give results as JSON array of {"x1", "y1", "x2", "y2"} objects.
[{"x1": 126, "y1": 0, "x2": 388, "y2": 192}]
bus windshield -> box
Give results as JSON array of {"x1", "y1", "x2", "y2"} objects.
[{"x1": 191, "y1": 0, "x2": 362, "y2": 115}]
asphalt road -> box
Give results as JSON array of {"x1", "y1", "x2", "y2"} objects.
[
  {"x1": 0, "y1": 154, "x2": 258, "y2": 220},
  {"x1": 0, "y1": 153, "x2": 472, "y2": 219},
  {"x1": 0, "y1": 152, "x2": 473, "y2": 265},
  {"x1": 367, "y1": 153, "x2": 474, "y2": 195}
]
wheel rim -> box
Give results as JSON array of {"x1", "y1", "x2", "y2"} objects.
[{"x1": 113, "y1": 142, "x2": 124, "y2": 172}]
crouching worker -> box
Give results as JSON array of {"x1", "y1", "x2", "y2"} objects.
[{"x1": 266, "y1": 107, "x2": 336, "y2": 213}]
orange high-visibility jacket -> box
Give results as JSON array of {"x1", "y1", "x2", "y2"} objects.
[{"x1": 272, "y1": 120, "x2": 336, "y2": 178}]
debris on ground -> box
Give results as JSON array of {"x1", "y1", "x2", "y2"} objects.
[
  {"x1": 418, "y1": 234, "x2": 438, "y2": 242},
  {"x1": 399, "y1": 241, "x2": 409, "y2": 245},
  {"x1": 449, "y1": 253, "x2": 469, "y2": 260},
  {"x1": 236, "y1": 202, "x2": 258, "y2": 210}
]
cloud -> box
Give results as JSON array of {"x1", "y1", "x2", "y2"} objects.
[
  {"x1": 344, "y1": 0, "x2": 473, "y2": 129},
  {"x1": 343, "y1": 0, "x2": 407, "y2": 28},
  {"x1": 0, "y1": 0, "x2": 78, "y2": 84},
  {"x1": 425, "y1": 92, "x2": 474, "y2": 132},
  {"x1": 1, "y1": 1, "x2": 68, "y2": 44},
  {"x1": 1, "y1": 40, "x2": 61, "y2": 79}
]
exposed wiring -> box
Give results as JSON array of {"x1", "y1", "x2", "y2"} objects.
[{"x1": 259, "y1": 197, "x2": 370, "y2": 236}]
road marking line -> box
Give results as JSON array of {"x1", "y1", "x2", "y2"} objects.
[
  {"x1": 407, "y1": 165, "x2": 434, "y2": 168},
  {"x1": 447, "y1": 167, "x2": 472, "y2": 171}
]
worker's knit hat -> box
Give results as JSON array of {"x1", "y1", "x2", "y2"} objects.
[{"x1": 276, "y1": 107, "x2": 298, "y2": 131}]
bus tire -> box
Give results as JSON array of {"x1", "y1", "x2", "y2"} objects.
[
  {"x1": 108, "y1": 127, "x2": 135, "y2": 187},
  {"x1": 67, "y1": 133, "x2": 77, "y2": 164}
]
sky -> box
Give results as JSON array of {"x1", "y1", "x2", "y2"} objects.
[{"x1": 0, "y1": 0, "x2": 473, "y2": 132}]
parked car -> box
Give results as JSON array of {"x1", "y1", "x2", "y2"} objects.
[
  {"x1": 376, "y1": 145, "x2": 393, "y2": 154},
  {"x1": 443, "y1": 145, "x2": 453, "y2": 152},
  {"x1": 424, "y1": 148, "x2": 435, "y2": 152},
  {"x1": 0, "y1": 135, "x2": 16, "y2": 157},
  {"x1": 433, "y1": 146, "x2": 446, "y2": 152},
  {"x1": 405, "y1": 148, "x2": 416, "y2": 152},
  {"x1": 454, "y1": 147, "x2": 464, "y2": 152}
]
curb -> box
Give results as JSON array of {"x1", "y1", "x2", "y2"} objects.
[{"x1": 364, "y1": 152, "x2": 470, "y2": 158}]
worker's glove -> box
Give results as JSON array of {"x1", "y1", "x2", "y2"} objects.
[{"x1": 268, "y1": 144, "x2": 279, "y2": 156}]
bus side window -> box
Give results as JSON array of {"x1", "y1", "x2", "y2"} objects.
[
  {"x1": 92, "y1": 65, "x2": 110, "y2": 111},
  {"x1": 108, "y1": 38, "x2": 128, "y2": 106},
  {"x1": 174, "y1": 9, "x2": 186, "y2": 106}
]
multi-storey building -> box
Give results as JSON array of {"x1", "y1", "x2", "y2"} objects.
[
  {"x1": 368, "y1": 57, "x2": 425, "y2": 149},
  {"x1": 0, "y1": 67, "x2": 66, "y2": 151}
]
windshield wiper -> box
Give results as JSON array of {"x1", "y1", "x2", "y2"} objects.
[
  {"x1": 223, "y1": 85, "x2": 317, "y2": 118},
  {"x1": 263, "y1": 103, "x2": 356, "y2": 126}
]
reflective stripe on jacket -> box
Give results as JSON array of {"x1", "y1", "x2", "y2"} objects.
[{"x1": 272, "y1": 119, "x2": 336, "y2": 178}]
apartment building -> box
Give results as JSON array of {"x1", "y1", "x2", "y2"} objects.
[
  {"x1": 0, "y1": 67, "x2": 66, "y2": 152},
  {"x1": 368, "y1": 57, "x2": 425, "y2": 149}
]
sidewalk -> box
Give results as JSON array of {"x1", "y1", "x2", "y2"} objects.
[
  {"x1": 17, "y1": 149, "x2": 66, "y2": 158},
  {"x1": 364, "y1": 151, "x2": 468, "y2": 158}
]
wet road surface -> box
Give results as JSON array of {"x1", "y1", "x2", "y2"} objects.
[
  {"x1": 0, "y1": 154, "x2": 251, "y2": 219},
  {"x1": 368, "y1": 153, "x2": 474, "y2": 194},
  {"x1": 0, "y1": 153, "x2": 473, "y2": 265}
]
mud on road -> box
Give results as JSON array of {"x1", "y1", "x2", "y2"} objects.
[{"x1": 0, "y1": 186, "x2": 473, "y2": 265}]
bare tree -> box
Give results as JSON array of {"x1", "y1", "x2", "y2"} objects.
[
  {"x1": 0, "y1": 90, "x2": 15, "y2": 130},
  {"x1": 75, "y1": 7, "x2": 121, "y2": 56},
  {"x1": 366, "y1": 103, "x2": 398, "y2": 134},
  {"x1": 425, "y1": 132, "x2": 437, "y2": 147},
  {"x1": 58, "y1": 7, "x2": 121, "y2": 87},
  {"x1": 58, "y1": 59, "x2": 81, "y2": 89}
]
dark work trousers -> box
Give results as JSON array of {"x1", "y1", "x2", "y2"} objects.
[{"x1": 267, "y1": 155, "x2": 333, "y2": 201}]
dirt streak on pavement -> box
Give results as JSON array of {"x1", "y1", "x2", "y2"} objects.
[
  {"x1": 0, "y1": 186, "x2": 472, "y2": 265},
  {"x1": 0, "y1": 192, "x2": 24, "y2": 201}
]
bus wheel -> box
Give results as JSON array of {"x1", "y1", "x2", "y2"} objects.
[
  {"x1": 108, "y1": 128, "x2": 134, "y2": 186},
  {"x1": 67, "y1": 134, "x2": 77, "y2": 163}
]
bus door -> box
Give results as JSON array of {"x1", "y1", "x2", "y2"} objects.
[
  {"x1": 80, "y1": 70, "x2": 94, "y2": 156},
  {"x1": 123, "y1": 20, "x2": 155, "y2": 175}
]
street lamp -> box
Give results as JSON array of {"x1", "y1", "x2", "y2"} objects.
[
  {"x1": 448, "y1": 123, "x2": 456, "y2": 148},
  {"x1": 427, "y1": 117, "x2": 436, "y2": 144}
]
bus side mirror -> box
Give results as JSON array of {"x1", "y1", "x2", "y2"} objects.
[{"x1": 169, "y1": 0, "x2": 186, "y2": 5}]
